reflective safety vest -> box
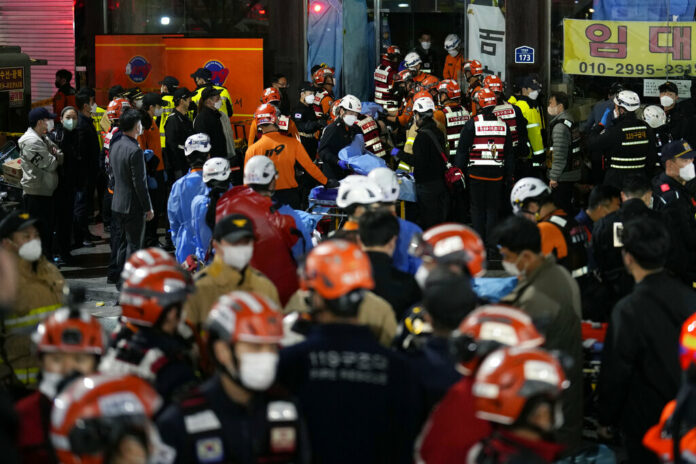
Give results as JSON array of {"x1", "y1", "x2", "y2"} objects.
[
  {"x1": 92, "y1": 106, "x2": 106, "y2": 150},
  {"x1": 191, "y1": 85, "x2": 233, "y2": 117},
  {"x1": 443, "y1": 105, "x2": 470, "y2": 157},
  {"x1": 513, "y1": 98, "x2": 545, "y2": 166},
  {"x1": 159, "y1": 94, "x2": 176, "y2": 148},
  {"x1": 3, "y1": 303, "x2": 61, "y2": 336},
  {"x1": 357, "y1": 114, "x2": 385, "y2": 157},
  {"x1": 374, "y1": 64, "x2": 396, "y2": 110},
  {"x1": 313, "y1": 90, "x2": 332, "y2": 119},
  {"x1": 469, "y1": 115, "x2": 507, "y2": 169},
  {"x1": 493, "y1": 103, "x2": 520, "y2": 148},
  {"x1": 278, "y1": 114, "x2": 291, "y2": 133},
  {"x1": 609, "y1": 123, "x2": 651, "y2": 170},
  {"x1": 542, "y1": 213, "x2": 590, "y2": 279},
  {"x1": 549, "y1": 118, "x2": 582, "y2": 173}
]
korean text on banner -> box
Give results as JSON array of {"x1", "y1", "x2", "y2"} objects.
[
  {"x1": 467, "y1": 4, "x2": 506, "y2": 80},
  {"x1": 564, "y1": 19, "x2": 696, "y2": 78}
]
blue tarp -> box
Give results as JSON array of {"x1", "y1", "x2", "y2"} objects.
[
  {"x1": 343, "y1": 0, "x2": 371, "y2": 101},
  {"x1": 592, "y1": 0, "x2": 696, "y2": 20},
  {"x1": 338, "y1": 134, "x2": 387, "y2": 175},
  {"x1": 472, "y1": 276, "x2": 519, "y2": 303},
  {"x1": 307, "y1": 0, "x2": 343, "y2": 96}
]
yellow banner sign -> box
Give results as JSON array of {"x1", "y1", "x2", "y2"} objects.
[{"x1": 564, "y1": 19, "x2": 696, "y2": 78}]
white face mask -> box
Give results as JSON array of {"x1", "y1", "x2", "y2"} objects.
[
  {"x1": 62, "y1": 118, "x2": 76, "y2": 131},
  {"x1": 679, "y1": 162, "x2": 696, "y2": 181},
  {"x1": 135, "y1": 99, "x2": 143, "y2": 109},
  {"x1": 547, "y1": 105, "x2": 560, "y2": 116},
  {"x1": 136, "y1": 122, "x2": 144, "y2": 137},
  {"x1": 414, "y1": 265, "x2": 429, "y2": 290},
  {"x1": 343, "y1": 114, "x2": 357, "y2": 127},
  {"x1": 502, "y1": 260, "x2": 521, "y2": 276},
  {"x1": 18, "y1": 238, "x2": 42, "y2": 262},
  {"x1": 214, "y1": 100, "x2": 223, "y2": 110},
  {"x1": 420, "y1": 41, "x2": 431, "y2": 50},
  {"x1": 90, "y1": 103, "x2": 98, "y2": 114},
  {"x1": 448, "y1": 49, "x2": 459, "y2": 57},
  {"x1": 528, "y1": 90, "x2": 539, "y2": 101},
  {"x1": 45, "y1": 119, "x2": 55, "y2": 132},
  {"x1": 154, "y1": 107, "x2": 164, "y2": 117},
  {"x1": 222, "y1": 244, "x2": 254, "y2": 270},
  {"x1": 238, "y1": 352, "x2": 279, "y2": 391},
  {"x1": 648, "y1": 196, "x2": 655, "y2": 209},
  {"x1": 304, "y1": 94, "x2": 316, "y2": 105},
  {"x1": 39, "y1": 371, "x2": 63, "y2": 399},
  {"x1": 660, "y1": 95, "x2": 675, "y2": 108}
]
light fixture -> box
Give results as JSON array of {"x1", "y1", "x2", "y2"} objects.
[
  {"x1": 398, "y1": 2, "x2": 409, "y2": 7},
  {"x1": 588, "y1": 8, "x2": 595, "y2": 13},
  {"x1": 160, "y1": 16, "x2": 170, "y2": 25},
  {"x1": 312, "y1": 2, "x2": 324, "y2": 13}
]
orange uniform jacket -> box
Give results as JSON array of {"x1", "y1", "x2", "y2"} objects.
[
  {"x1": 52, "y1": 90, "x2": 76, "y2": 120},
  {"x1": 538, "y1": 210, "x2": 570, "y2": 260},
  {"x1": 138, "y1": 120, "x2": 165, "y2": 171},
  {"x1": 247, "y1": 118, "x2": 300, "y2": 147},
  {"x1": 442, "y1": 54, "x2": 464, "y2": 81},
  {"x1": 244, "y1": 131, "x2": 327, "y2": 190}
]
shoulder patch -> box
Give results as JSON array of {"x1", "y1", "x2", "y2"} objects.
[
  {"x1": 185, "y1": 410, "x2": 222, "y2": 434},
  {"x1": 661, "y1": 183, "x2": 671, "y2": 193},
  {"x1": 294, "y1": 113, "x2": 303, "y2": 119}
]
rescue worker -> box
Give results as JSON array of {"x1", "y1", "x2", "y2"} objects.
[
  {"x1": 168, "y1": 133, "x2": 210, "y2": 263},
  {"x1": 586, "y1": 89, "x2": 656, "y2": 189},
  {"x1": 215, "y1": 162, "x2": 299, "y2": 305},
  {"x1": 653, "y1": 139, "x2": 696, "y2": 287},
  {"x1": 100, "y1": 263, "x2": 197, "y2": 402},
  {"x1": 15, "y1": 307, "x2": 105, "y2": 464},
  {"x1": 318, "y1": 95, "x2": 363, "y2": 180},
  {"x1": 245, "y1": 103, "x2": 334, "y2": 209},
  {"x1": 277, "y1": 240, "x2": 419, "y2": 463},
  {"x1": 335, "y1": 175, "x2": 383, "y2": 233},
  {"x1": 0, "y1": 210, "x2": 64, "y2": 387},
  {"x1": 642, "y1": 105, "x2": 672, "y2": 162},
  {"x1": 246, "y1": 87, "x2": 299, "y2": 147},
  {"x1": 52, "y1": 69, "x2": 76, "y2": 119},
  {"x1": 547, "y1": 91, "x2": 582, "y2": 212},
  {"x1": 442, "y1": 34, "x2": 464, "y2": 82},
  {"x1": 193, "y1": 87, "x2": 236, "y2": 161},
  {"x1": 660, "y1": 81, "x2": 696, "y2": 146},
  {"x1": 158, "y1": 76, "x2": 179, "y2": 150},
  {"x1": 157, "y1": 291, "x2": 310, "y2": 463},
  {"x1": 597, "y1": 217, "x2": 696, "y2": 463},
  {"x1": 405, "y1": 52, "x2": 428, "y2": 88},
  {"x1": 292, "y1": 82, "x2": 325, "y2": 159},
  {"x1": 191, "y1": 157, "x2": 231, "y2": 265},
  {"x1": 462, "y1": 59, "x2": 483, "y2": 114},
  {"x1": 487, "y1": 75, "x2": 529, "y2": 170},
  {"x1": 456, "y1": 88, "x2": 513, "y2": 248},
  {"x1": 311, "y1": 67, "x2": 335, "y2": 120},
  {"x1": 163, "y1": 87, "x2": 195, "y2": 180},
  {"x1": 414, "y1": 31, "x2": 439, "y2": 76},
  {"x1": 374, "y1": 45, "x2": 402, "y2": 112},
  {"x1": 581, "y1": 81, "x2": 623, "y2": 133},
  {"x1": 50, "y1": 374, "x2": 162, "y2": 464},
  {"x1": 386, "y1": 70, "x2": 415, "y2": 133},
  {"x1": 416, "y1": 305, "x2": 546, "y2": 464},
  {"x1": 511, "y1": 75, "x2": 546, "y2": 177},
  {"x1": 433, "y1": 79, "x2": 470, "y2": 158},
  {"x1": 183, "y1": 213, "x2": 280, "y2": 329},
  {"x1": 190, "y1": 67, "x2": 233, "y2": 117},
  {"x1": 469, "y1": 347, "x2": 567, "y2": 463}
]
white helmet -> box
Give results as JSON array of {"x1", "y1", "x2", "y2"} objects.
[
  {"x1": 444, "y1": 34, "x2": 461, "y2": 51},
  {"x1": 510, "y1": 177, "x2": 551, "y2": 213},
  {"x1": 184, "y1": 133, "x2": 212, "y2": 157},
  {"x1": 244, "y1": 155, "x2": 277, "y2": 186},
  {"x1": 642, "y1": 105, "x2": 667, "y2": 129},
  {"x1": 336, "y1": 175, "x2": 382, "y2": 208},
  {"x1": 203, "y1": 157, "x2": 231, "y2": 183},
  {"x1": 413, "y1": 97, "x2": 435, "y2": 113},
  {"x1": 368, "y1": 167, "x2": 400, "y2": 203},
  {"x1": 404, "y1": 52, "x2": 422, "y2": 70},
  {"x1": 339, "y1": 94, "x2": 362, "y2": 113},
  {"x1": 614, "y1": 90, "x2": 640, "y2": 112}
]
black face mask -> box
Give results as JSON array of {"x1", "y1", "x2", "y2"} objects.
[
  {"x1": 208, "y1": 180, "x2": 230, "y2": 192},
  {"x1": 55, "y1": 80, "x2": 62, "y2": 89}
]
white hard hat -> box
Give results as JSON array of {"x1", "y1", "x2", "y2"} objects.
[
  {"x1": 336, "y1": 175, "x2": 382, "y2": 208},
  {"x1": 444, "y1": 34, "x2": 461, "y2": 51},
  {"x1": 203, "y1": 157, "x2": 231, "y2": 183},
  {"x1": 413, "y1": 96, "x2": 435, "y2": 113},
  {"x1": 184, "y1": 133, "x2": 212, "y2": 157},
  {"x1": 339, "y1": 94, "x2": 362, "y2": 113},
  {"x1": 510, "y1": 177, "x2": 551, "y2": 213},
  {"x1": 244, "y1": 155, "x2": 277, "y2": 186},
  {"x1": 614, "y1": 90, "x2": 640, "y2": 112},
  {"x1": 404, "y1": 52, "x2": 422, "y2": 70},
  {"x1": 642, "y1": 105, "x2": 667, "y2": 129},
  {"x1": 368, "y1": 167, "x2": 400, "y2": 203}
]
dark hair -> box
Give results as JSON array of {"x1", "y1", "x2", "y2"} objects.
[
  {"x1": 358, "y1": 210, "x2": 399, "y2": 247},
  {"x1": 588, "y1": 184, "x2": 620, "y2": 211},
  {"x1": 419, "y1": 31, "x2": 432, "y2": 38},
  {"x1": 622, "y1": 217, "x2": 670, "y2": 270},
  {"x1": 78, "y1": 87, "x2": 96, "y2": 98},
  {"x1": 494, "y1": 215, "x2": 541, "y2": 254},
  {"x1": 310, "y1": 65, "x2": 323, "y2": 75},
  {"x1": 271, "y1": 73, "x2": 287, "y2": 85},
  {"x1": 119, "y1": 108, "x2": 141, "y2": 132},
  {"x1": 75, "y1": 91, "x2": 91, "y2": 113},
  {"x1": 56, "y1": 69, "x2": 72, "y2": 81},
  {"x1": 549, "y1": 91, "x2": 569, "y2": 110},
  {"x1": 205, "y1": 182, "x2": 229, "y2": 232},
  {"x1": 423, "y1": 267, "x2": 477, "y2": 330},
  {"x1": 108, "y1": 85, "x2": 125, "y2": 102},
  {"x1": 621, "y1": 174, "x2": 651, "y2": 198}
]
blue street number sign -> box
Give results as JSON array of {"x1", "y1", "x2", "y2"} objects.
[{"x1": 515, "y1": 46, "x2": 535, "y2": 64}]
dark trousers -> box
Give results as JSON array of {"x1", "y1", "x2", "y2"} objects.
[
  {"x1": 108, "y1": 210, "x2": 145, "y2": 281},
  {"x1": 469, "y1": 177, "x2": 504, "y2": 247},
  {"x1": 552, "y1": 181, "x2": 576, "y2": 216},
  {"x1": 23, "y1": 194, "x2": 54, "y2": 259},
  {"x1": 416, "y1": 180, "x2": 449, "y2": 230},
  {"x1": 102, "y1": 190, "x2": 113, "y2": 230},
  {"x1": 145, "y1": 171, "x2": 166, "y2": 247},
  {"x1": 53, "y1": 180, "x2": 76, "y2": 258},
  {"x1": 74, "y1": 173, "x2": 96, "y2": 243},
  {"x1": 273, "y1": 188, "x2": 301, "y2": 210}
]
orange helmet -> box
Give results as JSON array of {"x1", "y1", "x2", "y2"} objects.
[
  {"x1": 34, "y1": 308, "x2": 106, "y2": 356},
  {"x1": 254, "y1": 103, "x2": 279, "y2": 126},
  {"x1": 452, "y1": 305, "x2": 545, "y2": 374},
  {"x1": 385, "y1": 45, "x2": 402, "y2": 61},
  {"x1": 394, "y1": 69, "x2": 413, "y2": 84},
  {"x1": 437, "y1": 79, "x2": 461, "y2": 101},
  {"x1": 464, "y1": 59, "x2": 483, "y2": 77},
  {"x1": 483, "y1": 75, "x2": 504, "y2": 94},
  {"x1": 644, "y1": 399, "x2": 696, "y2": 463},
  {"x1": 312, "y1": 67, "x2": 335, "y2": 86},
  {"x1": 413, "y1": 90, "x2": 433, "y2": 103},
  {"x1": 120, "y1": 264, "x2": 194, "y2": 327},
  {"x1": 477, "y1": 88, "x2": 498, "y2": 108},
  {"x1": 330, "y1": 99, "x2": 342, "y2": 122},
  {"x1": 473, "y1": 347, "x2": 568, "y2": 426},
  {"x1": 207, "y1": 291, "x2": 283, "y2": 345},
  {"x1": 410, "y1": 223, "x2": 486, "y2": 277},
  {"x1": 121, "y1": 247, "x2": 177, "y2": 283},
  {"x1": 680, "y1": 313, "x2": 696, "y2": 370},
  {"x1": 300, "y1": 240, "x2": 374, "y2": 312},
  {"x1": 106, "y1": 97, "x2": 130, "y2": 121},
  {"x1": 51, "y1": 374, "x2": 161, "y2": 464},
  {"x1": 261, "y1": 87, "x2": 281, "y2": 105}
]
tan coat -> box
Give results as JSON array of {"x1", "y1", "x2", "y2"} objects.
[
  {"x1": 2, "y1": 257, "x2": 64, "y2": 386},
  {"x1": 184, "y1": 255, "x2": 280, "y2": 327},
  {"x1": 283, "y1": 289, "x2": 397, "y2": 347}
]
